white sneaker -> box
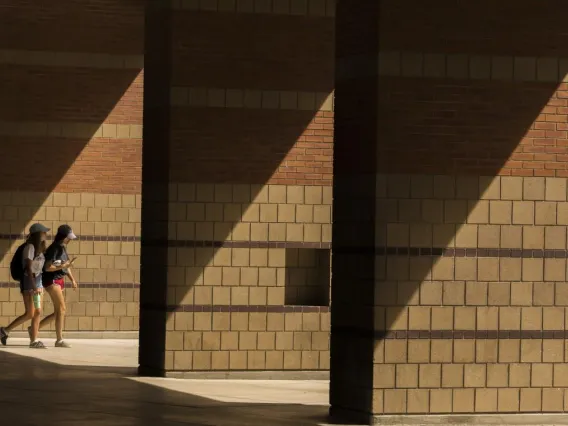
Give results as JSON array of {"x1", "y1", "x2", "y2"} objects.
[
  {"x1": 55, "y1": 340, "x2": 71, "y2": 348},
  {"x1": 30, "y1": 341, "x2": 47, "y2": 349}
]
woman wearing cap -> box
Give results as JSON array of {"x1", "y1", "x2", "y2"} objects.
[
  {"x1": 38, "y1": 224, "x2": 78, "y2": 348},
  {"x1": 0, "y1": 223, "x2": 51, "y2": 348}
]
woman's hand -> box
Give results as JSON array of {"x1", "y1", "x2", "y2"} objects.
[
  {"x1": 72, "y1": 279, "x2": 78, "y2": 291},
  {"x1": 61, "y1": 261, "x2": 72, "y2": 269},
  {"x1": 33, "y1": 287, "x2": 43, "y2": 295}
]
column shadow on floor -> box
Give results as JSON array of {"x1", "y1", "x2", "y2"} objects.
[{"x1": 0, "y1": 349, "x2": 345, "y2": 426}]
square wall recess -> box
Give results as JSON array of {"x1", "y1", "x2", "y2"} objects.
[{"x1": 284, "y1": 248, "x2": 331, "y2": 306}]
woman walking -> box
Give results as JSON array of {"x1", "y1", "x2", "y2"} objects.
[
  {"x1": 38, "y1": 224, "x2": 78, "y2": 348},
  {"x1": 0, "y1": 223, "x2": 50, "y2": 348}
]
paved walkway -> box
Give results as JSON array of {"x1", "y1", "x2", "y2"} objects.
[{"x1": 0, "y1": 338, "x2": 339, "y2": 426}]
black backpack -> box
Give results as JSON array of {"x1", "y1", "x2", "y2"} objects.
[{"x1": 10, "y1": 243, "x2": 26, "y2": 281}]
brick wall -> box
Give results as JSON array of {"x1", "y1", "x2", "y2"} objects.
[
  {"x1": 331, "y1": 0, "x2": 568, "y2": 420},
  {"x1": 0, "y1": 0, "x2": 337, "y2": 371},
  {"x1": 0, "y1": 0, "x2": 144, "y2": 333},
  {"x1": 2, "y1": 0, "x2": 336, "y2": 375},
  {"x1": 141, "y1": 0, "x2": 336, "y2": 375},
  {"x1": 377, "y1": 77, "x2": 565, "y2": 177},
  {"x1": 169, "y1": 106, "x2": 333, "y2": 185}
]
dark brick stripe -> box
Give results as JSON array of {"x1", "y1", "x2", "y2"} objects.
[
  {"x1": 366, "y1": 247, "x2": 568, "y2": 258},
  {"x1": 0, "y1": 282, "x2": 139, "y2": 289},
  {"x1": 3, "y1": 231, "x2": 561, "y2": 258},
  {"x1": 333, "y1": 327, "x2": 568, "y2": 340},
  {"x1": 387, "y1": 330, "x2": 568, "y2": 339},
  {"x1": 0, "y1": 234, "x2": 140, "y2": 242},
  {"x1": 164, "y1": 240, "x2": 331, "y2": 249},
  {"x1": 141, "y1": 303, "x2": 330, "y2": 313},
  {"x1": 0, "y1": 235, "x2": 329, "y2": 248}
]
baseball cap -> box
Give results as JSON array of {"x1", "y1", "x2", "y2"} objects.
[
  {"x1": 57, "y1": 224, "x2": 77, "y2": 240},
  {"x1": 29, "y1": 223, "x2": 50, "y2": 234}
]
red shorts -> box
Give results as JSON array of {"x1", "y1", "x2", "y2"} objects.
[{"x1": 45, "y1": 278, "x2": 65, "y2": 290}]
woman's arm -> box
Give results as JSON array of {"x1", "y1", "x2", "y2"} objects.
[
  {"x1": 22, "y1": 244, "x2": 40, "y2": 293},
  {"x1": 24, "y1": 258, "x2": 33, "y2": 277},
  {"x1": 44, "y1": 260, "x2": 71, "y2": 272},
  {"x1": 66, "y1": 267, "x2": 78, "y2": 289},
  {"x1": 22, "y1": 244, "x2": 35, "y2": 276},
  {"x1": 44, "y1": 245, "x2": 71, "y2": 272}
]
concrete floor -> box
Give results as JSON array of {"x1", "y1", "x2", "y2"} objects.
[{"x1": 0, "y1": 338, "x2": 341, "y2": 426}]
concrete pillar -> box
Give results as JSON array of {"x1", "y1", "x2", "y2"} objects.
[
  {"x1": 139, "y1": 0, "x2": 172, "y2": 376},
  {"x1": 329, "y1": 0, "x2": 381, "y2": 422},
  {"x1": 331, "y1": 0, "x2": 568, "y2": 423}
]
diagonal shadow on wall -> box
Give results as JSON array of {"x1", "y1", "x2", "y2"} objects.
[
  {"x1": 330, "y1": 0, "x2": 568, "y2": 421},
  {"x1": 0, "y1": 0, "x2": 143, "y2": 326},
  {"x1": 140, "y1": 4, "x2": 335, "y2": 375}
]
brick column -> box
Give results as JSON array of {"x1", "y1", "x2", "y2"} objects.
[
  {"x1": 139, "y1": 0, "x2": 172, "y2": 376},
  {"x1": 329, "y1": 0, "x2": 381, "y2": 422}
]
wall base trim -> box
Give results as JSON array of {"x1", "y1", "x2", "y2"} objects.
[
  {"x1": 370, "y1": 414, "x2": 568, "y2": 426},
  {"x1": 330, "y1": 409, "x2": 568, "y2": 426},
  {"x1": 165, "y1": 370, "x2": 330, "y2": 380},
  {"x1": 10, "y1": 331, "x2": 139, "y2": 340}
]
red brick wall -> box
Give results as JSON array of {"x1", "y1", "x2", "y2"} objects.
[
  {"x1": 379, "y1": 0, "x2": 568, "y2": 56},
  {"x1": 170, "y1": 109, "x2": 333, "y2": 186},
  {"x1": 0, "y1": 0, "x2": 143, "y2": 194},
  {"x1": 275, "y1": 111, "x2": 334, "y2": 186},
  {"x1": 171, "y1": 12, "x2": 334, "y2": 91},
  {"x1": 170, "y1": 9, "x2": 335, "y2": 187},
  {"x1": 1, "y1": 3, "x2": 334, "y2": 193},
  {"x1": 377, "y1": 79, "x2": 565, "y2": 177},
  {"x1": 376, "y1": 0, "x2": 568, "y2": 178},
  {"x1": 0, "y1": 0, "x2": 143, "y2": 54},
  {"x1": 0, "y1": 136, "x2": 140, "y2": 193}
]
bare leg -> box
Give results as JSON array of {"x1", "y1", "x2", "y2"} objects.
[
  {"x1": 39, "y1": 313, "x2": 55, "y2": 328},
  {"x1": 5, "y1": 293, "x2": 34, "y2": 333},
  {"x1": 41, "y1": 285, "x2": 66, "y2": 342},
  {"x1": 30, "y1": 304, "x2": 42, "y2": 342}
]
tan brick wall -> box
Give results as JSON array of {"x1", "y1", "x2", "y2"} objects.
[
  {"x1": 163, "y1": 183, "x2": 331, "y2": 371},
  {"x1": 0, "y1": 1, "x2": 144, "y2": 335},
  {"x1": 0, "y1": 191, "x2": 141, "y2": 332},
  {"x1": 1, "y1": 0, "x2": 336, "y2": 367},
  {"x1": 373, "y1": 174, "x2": 568, "y2": 413},
  {"x1": 331, "y1": 0, "x2": 568, "y2": 420},
  {"x1": 139, "y1": 0, "x2": 336, "y2": 374}
]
